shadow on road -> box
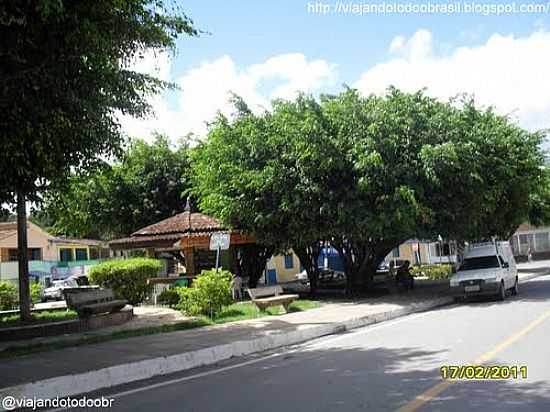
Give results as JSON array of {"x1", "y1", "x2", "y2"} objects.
[
  {"x1": 453, "y1": 276, "x2": 550, "y2": 308},
  {"x1": 101, "y1": 344, "x2": 550, "y2": 412}
]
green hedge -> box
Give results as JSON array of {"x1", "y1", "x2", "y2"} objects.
[
  {"x1": 410, "y1": 264, "x2": 453, "y2": 280},
  {"x1": 0, "y1": 282, "x2": 18, "y2": 311},
  {"x1": 89, "y1": 258, "x2": 161, "y2": 304},
  {"x1": 157, "y1": 288, "x2": 180, "y2": 307},
  {"x1": 31, "y1": 282, "x2": 43, "y2": 304},
  {"x1": 176, "y1": 269, "x2": 233, "y2": 318}
]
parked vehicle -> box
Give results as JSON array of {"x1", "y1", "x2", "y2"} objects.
[
  {"x1": 42, "y1": 276, "x2": 84, "y2": 301},
  {"x1": 295, "y1": 269, "x2": 309, "y2": 284},
  {"x1": 318, "y1": 268, "x2": 346, "y2": 288},
  {"x1": 450, "y1": 241, "x2": 518, "y2": 301}
]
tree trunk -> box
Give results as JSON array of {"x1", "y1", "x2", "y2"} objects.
[
  {"x1": 294, "y1": 243, "x2": 321, "y2": 296},
  {"x1": 334, "y1": 238, "x2": 401, "y2": 296},
  {"x1": 17, "y1": 191, "x2": 31, "y2": 321},
  {"x1": 236, "y1": 244, "x2": 273, "y2": 289}
]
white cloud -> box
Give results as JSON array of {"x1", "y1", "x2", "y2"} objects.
[
  {"x1": 355, "y1": 29, "x2": 550, "y2": 132},
  {"x1": 389, "y1": 35, "x2": 406, "y2": 54},
  {"x1": 119, "y1": 52, "x2": 337, "y2": 142}
]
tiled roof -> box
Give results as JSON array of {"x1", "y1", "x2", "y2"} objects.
[
  {"x1": 51, "y1": 237, "x2": 105, "y2": 246},
  {"x1": 515, "y1": 222, "x2": 535, "y2": 232},
  {"x1": 109, "y1": 233, "x2": 183, "y2": 246},
  {"x1": 0, "y1": 222, "x2": 18, "y2": 232},
  {"x1": 132, "y1": 211, "x2": 223, "y2": 236},
  {"x1": 109, "y1": 212, "x2": 227, "y2": 248}
]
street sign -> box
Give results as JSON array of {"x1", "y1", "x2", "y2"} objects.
[{"x1": 209, "y1": 233, "x2": 230, "y2": 251}]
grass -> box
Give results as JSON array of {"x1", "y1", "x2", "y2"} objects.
[
  {"x1": 213, "y1": 300, "x2": 320, "y2": 324},
  {"x1": 0, "y1": 299, "x2": 320, "y2": 359},
  {"x1": 0, "y1": 310, "x2": 79, "y2": 329}
]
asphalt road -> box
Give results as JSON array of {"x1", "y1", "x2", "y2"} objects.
[{"x1": 71, "y1": 275, "x2": 550, "y2": 412}]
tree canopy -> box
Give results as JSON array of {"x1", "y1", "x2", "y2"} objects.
[
  {"x1": 191, "y1": 88, "x2": 549, "y2": 293},
  {"x1": 0, "y1": 0, "x2": 196, "y2": 318},
  {"x1": 36, "y1": 135, "x2": 192, "y2": 239}
]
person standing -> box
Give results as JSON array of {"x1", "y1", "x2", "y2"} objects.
[{"x1": 230, "y1": 274, "x2": 243, "y2": 301}]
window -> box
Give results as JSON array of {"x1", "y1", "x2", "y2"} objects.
[
  {"x1": 434, "y1": 243, "x2": 453, "y2": 257},
  {"x1": 6, "y1": 248, "x2": 42, "y2": 261},
  {"x1": 75, "y1": 248, "x2": 88, "y2": 261},
  {"x1": 59, "y1": 248, "x2": 74, "y2": 262},
  {"x1": 519, "y1": 234, "x2": 533, "y2": 255},
  {"x1": 535, "y1": 232, "x2": 550, "y2": 252},
  {"x1": 284, "y1": 254, "x2": 294, "y2": 269},
  {"x1": 28, "y1": 248, "x2": 42, "y2": 261},
  {"x1": 7, "y1": 248, "x2": 18, "y2": 261},
  {"x1": 460, "y1": 256, "x2": 500, "y2": 271},
  {"x1": 89, "y1": 247, "x2": 99, "y2": 260},
  {"x1": 392, "y1": 247, "x2": 400, "y2": 258}
]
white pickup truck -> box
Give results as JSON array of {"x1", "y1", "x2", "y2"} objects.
[{"x1": 450, "y1": 241, "x2": 518, "y2": 301}]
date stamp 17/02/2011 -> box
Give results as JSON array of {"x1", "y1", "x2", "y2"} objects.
[{"x1": 440, "y1": 365, "x2": 528, "y2": 380}]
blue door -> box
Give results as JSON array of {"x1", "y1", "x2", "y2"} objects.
[{"x1": 267, "y1": 269, "x2": 277, "y2": 285}]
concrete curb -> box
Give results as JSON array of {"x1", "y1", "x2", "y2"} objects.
[
  {"x1": 518, "y1": 270, "x2": 549, "y2": 282},
  {"x1": 0, "y1": 296, "x2": 452, "y2": 403}
]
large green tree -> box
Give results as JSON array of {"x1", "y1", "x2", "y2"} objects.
[
  {"x1": 0, "y1": 0, "x2": 196, "y2": 319},
  {"x1": 37, "y1": 135, "x2": 192, "y2": 239},
  {"x1": 192, "y1": 88, "x2": 549, "y2": 294}
]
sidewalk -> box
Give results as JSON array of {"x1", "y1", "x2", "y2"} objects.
[{"x1": 1, "y1": 269, "x2": 547, "y2": 401}]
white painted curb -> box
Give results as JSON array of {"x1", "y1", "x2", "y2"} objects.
[{"x1": 0, "y1": 297, "x2": 452, "y2": 404}]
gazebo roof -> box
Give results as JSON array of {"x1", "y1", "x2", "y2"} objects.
[
  {"x1": 109, "y1": 211, "x2": 254, "y2": 250},
  {"x1": 132, "y1": 211, "x2": 222, "y2": 236}
]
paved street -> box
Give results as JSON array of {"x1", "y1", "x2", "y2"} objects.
[{"x1": 86, "y1": 274, "x2": 550, "y2": 412}]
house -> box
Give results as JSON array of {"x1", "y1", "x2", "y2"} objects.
[
  {"x1": 387, "y1": 239, "x2": 458, "y2": 266},
  {"x1": 0, "y1": 221, "x2": 109, "y2": 285},
  {"x1": 510, "y1": 223, "x2": 550, "y2": 260},
  {"x1": 264, "y1": 252, "x2": 302, "y2": 284}
]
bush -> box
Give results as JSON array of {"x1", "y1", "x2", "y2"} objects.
[
  {"x1": 89, "y1": 258, "x2": 161, "y2": 304},
  {"x1": 0, "y1": 282, "x2": 18, "y2": 311},
  {"x1": 157, "y1": 287, "x2": 181, "y2": 307},
  {"x1": 30, "y1": 282, "x2": 43, "y2": 304},
  {"x1": 176, "y1": 269, "x2": 232, "y2": 318},
  {"x1": 411, "y1": 264, "x2": 453, "y2": 280}
]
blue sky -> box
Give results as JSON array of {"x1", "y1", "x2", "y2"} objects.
[{"x1": 121, "y1": 0, "x2": 550, "y2": 141}]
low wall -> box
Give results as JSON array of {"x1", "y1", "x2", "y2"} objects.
[{"x1": 0, "y1": 306, "x2": 133, "y2": 342}]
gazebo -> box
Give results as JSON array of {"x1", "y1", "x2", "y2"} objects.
[{"x1": 109, "y1": 208, "x2": 255, "y2": 276}]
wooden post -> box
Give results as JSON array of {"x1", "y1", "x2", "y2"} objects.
[
  {"x1": 184, "y1": 247, "x2": 196, "y2": 276},
  {"x1": 17, "y1": 191, "x2": 31, "y2": 321}
]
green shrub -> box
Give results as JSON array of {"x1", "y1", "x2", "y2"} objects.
[
  {"x1": 89, "y1": 258, "x2": 161, "y2": 304},
  {"x1": 157, "y1": 287, "x2": 181, "y2": 307},
  {"x1": 176, "y1": 269, "x2": 232, "y2": 318},
  {"x1": 411, "y1": 264, "x2": 452, "y2": 280},
  {"x1": 30, "y1": 282, "x2": 43, "y2": 304},
  {"x1": 0, "y1": 282, "x2": 18, "y2": 311}
]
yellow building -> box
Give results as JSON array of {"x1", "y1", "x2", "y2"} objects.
[
  {"x1": 390, "y1": 239, "x2": 458, "y2": 266},
  {"x1": 264, "y1": 251, "x2": 302, "y2": 284},
  {"x1": 0, "y1": 221, "x2": 109, "y2": 284}
]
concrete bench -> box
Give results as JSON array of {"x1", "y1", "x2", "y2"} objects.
[
  {"x1": 247, "y1": 285, "x2": 299, "y2": 313},
  {"x1": 64, "y1": 288, "x2": 127, "y2": 318}
]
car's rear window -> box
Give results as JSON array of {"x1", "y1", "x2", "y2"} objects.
[{"x1": 460, "y1": 256, "x2": 500, "y2": 271}]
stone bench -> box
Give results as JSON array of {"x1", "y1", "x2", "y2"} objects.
[
  {"x1": 247, "y1": 285, "x2": 299, "y2": 313},
  {"x1": 64, "y1": 288, "x2": 127, "y2": 318}
]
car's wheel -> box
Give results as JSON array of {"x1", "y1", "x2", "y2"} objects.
[
  {"x1": 497, "y1": 280, "x2": 506, "y2": 301},
  {"x1": 511, "y1": 277, "x2": 519, "y2": 296}
]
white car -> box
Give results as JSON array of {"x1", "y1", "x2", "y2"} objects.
[
  {"x1": 295, "y1": 270, "x2": 309, "y2": 284},
  {"x1": 42, "y1": 277, "x2": 80, "y2": 301},
  {"x1": 450, "y1": 241, "x2": 518, "y2": 301}
]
